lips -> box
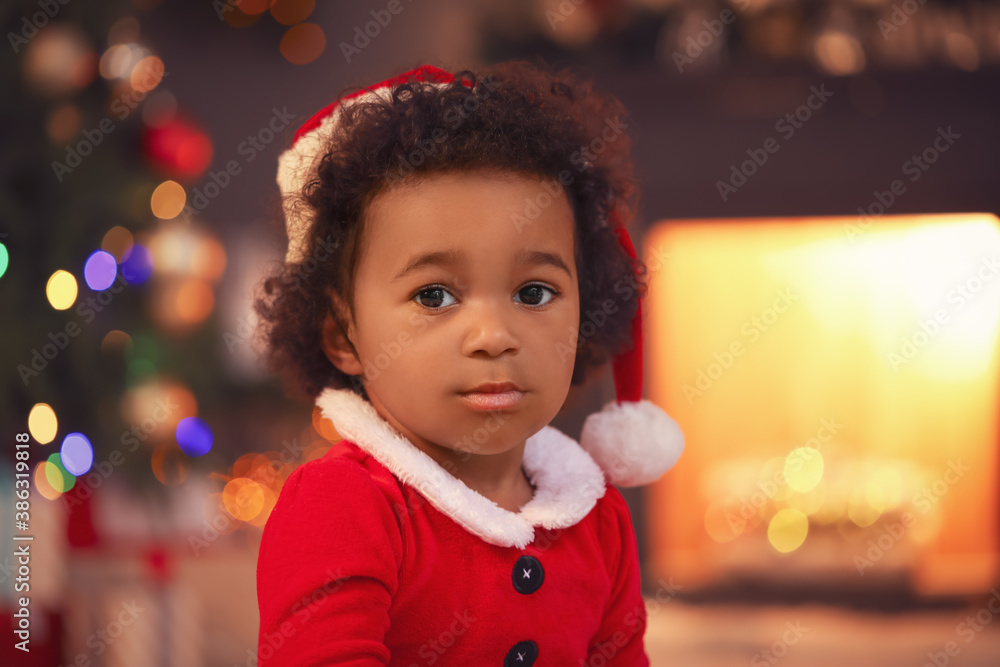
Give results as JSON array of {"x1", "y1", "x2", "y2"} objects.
[
  {"x1": 458, "y1": 381, "x2": 525, "y2": 411},
  {"x1": 461, "y1": 381, "x2": 523, "y2": 394}
]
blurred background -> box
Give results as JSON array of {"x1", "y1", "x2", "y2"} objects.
[{"x1": 2, "y1": 0, "x2": 999, "y2": 665}]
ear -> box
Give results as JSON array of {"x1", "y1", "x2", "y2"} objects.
[{"x1": 320, "y1": 291, "x2": 363, "y2": 377}]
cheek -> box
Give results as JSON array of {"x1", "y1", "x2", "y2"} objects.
[
  {"x1": 562, "y1": 290, "x2": 582, "y2": 335},
  {"x1": 355, "y1": 306, "x2": 440, "y2": 375},
  {"x1": 351, "y1": 298, "x2": 405, "y2": 359},
  {"x1": 533, "y1": 297, "x2": 580, "y2": 368},
  {"x1": 562, "y1": 294, "x2": 583, "y2": 368}
]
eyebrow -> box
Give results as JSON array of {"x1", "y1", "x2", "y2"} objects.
[{"x1": 391, "y1": 248, "x2": 573, "y2": 282}]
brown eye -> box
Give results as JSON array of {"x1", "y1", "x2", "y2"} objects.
[
  {"x1": 414, "y1": 287, "x2": 455, "y2": 309},
  {"x1": 516, "y1": 284, "x2": 557, "y2": 307}
]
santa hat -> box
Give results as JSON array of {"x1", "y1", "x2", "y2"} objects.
[{"x1": 276, "y1": 64, "x2": 684, "y2": 487}]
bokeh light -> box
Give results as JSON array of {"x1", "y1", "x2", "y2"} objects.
[
  {"x1": 120, "y1": 379, "x2": 196, "y2": 437},
  {"x1": 271, "y1": 0, "x2": 315, "y2": 25},
  {"x1": 312, "y1": 407, "x2": 340, "y2": 442},
  {"x1": 814, "y1": 31, "x2": 865, "y2": 76},
  {"x1": 303, "y1": 439, "x2": 332, "y2": 463},
  {"x1": 223, "y1": 478, "x2": 265, "y2": 522},
  {"x1": 34, "y1": 462, "x2": 63, "y2": 500},
  {"x1": 130, "y1": 54, "x2": 164, "y2": 93},
  {"x1": 60, "y1": 432, "x2": 94, "y2": 476},
  {"x1": 190, "y1": 237, "x2": 227, "y2": 281},
  {"x1": 142, "y1": 117, "x2": 214, "y2": 179},
  {"x1": 102, "y1": 226, "x2": 134, "y2": 261},
  {"x1": 47, "y1": 104, "x2": 82, "y2": 143},
  {"x1": 0, "y1": 243, "x2": 7, "y2": 279},
  {"x1": 99, "y1": 43, "x2": 133, "y2": 79},
  {"x1": 248, "y1": 454, "x2": 289, "y2": 491},
  {"x1": 865, "y1": 465, "x2": 904, "y2": 513},
  {"x1": 150, "y1": 180, "x2": 186, "y2": 219},
  {"x1": 84, "y1": 249, "x2": 119, "y2": 290},
  {"x1": 28, "y1": 403, "x2": 58, "y2": 445},
  {"x1": 767, "y1": 508, "x2": 809, "y2": 553},
  {"x1": 148, "y1": 224, "x2": 225, "y2": 277},
  {"x1": 847, "y1": 487, "x2": 881, "y2": 527},
  {"x1": 107, "y1": 16, "x2": 141, "y2": 46},
  {"x1": 239, "y1": 0, "x2": 277, "y2": 15},
  {"x1": 46, "y1": 269, "x2": 78, "y2": 310},
  {"x1": 151, "y1": 442, "x2": 189, "y2": 485},
  {"x1": 231, "y1": 452, "x2": 262, "y2": 480},
  {"x1": 120, "y1": 243, "x2": 153, "y2": 284},
  {"x1": 280, "y1": 22, "x2": 325, "y2": 65},
  {"x1": 127, "y1": 356, "x2": 157, "y2": 380},
  {"x1": 945, "y1": 32, "x2": 979, "y2": 71},
  {"x1": 786, "y1": 482, "x2": 827, "y2": 517},
  {"x1": 175, "y1": 279, "x2": 215, "y2": 324},
  {"x1": 101, "y1": 329, "x2": 134, "y2": 356},
  {"x1": 784, "y1": 447, "x2": 824, "y2": 493},
  {"x1": 223, "y1": 5, "x2": 265, "y2": 28},
  {"x1": 127, "y1": 335, "x2": 160, "y2": 369},
  {"x1": 246, "y1": 484, "x2": 277, "y2": 528},
  {"x1": 176, "y1": 416, "x2": 213, "y2": 457},
  {"x1": 45, "y1": 453, "x2": 76, "y2": 493},
  {"x1": 760, "y1": 456, "x2": 793, "y2": 502},
  {"x1": 23, "y1": 24, "x2": 97, "y2": 96}
]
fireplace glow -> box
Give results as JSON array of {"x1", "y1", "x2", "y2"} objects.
[{"x1": 644, "y1": 213, "x2": 1000, "y2": 596}]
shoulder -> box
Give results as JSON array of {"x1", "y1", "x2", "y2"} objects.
[
  {"x1": 260, "y1": 441, "x2": 407, "y2": 568},
  {"x1": 257, "y1": 443, "x2": 405, "y2": 588},
  {"x1": 269, "y1": 440, "x2": 406, "y2": 528},
  {"x1": 594, "y1": 483, "x2": 634, "y2": 530},
  {"x1": 257, "y1": 441, "x2": 406, "y2": 630},
  {"x1": 591, "y1": 483, "x2": 639, "y2": 568}
]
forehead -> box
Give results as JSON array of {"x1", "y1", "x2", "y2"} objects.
[{"x1": 360, "y1": 170, "x2": 577, "y2": 273}]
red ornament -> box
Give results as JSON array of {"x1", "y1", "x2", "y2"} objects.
[{"x1": 142, "y1": 114, "x2": 214, "y2": 181}]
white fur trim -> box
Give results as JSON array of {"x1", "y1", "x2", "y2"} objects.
[
  {"x1": 276, "y1": 110, "x2": 341, "y2": 264},
  {"x1": 277, "y1": 83, "x2": 449, "y2": 265},
  {"x1": 315, "y1": 387, "x2": 608, "y2": 549},
  {"x1": 580, "y1": 399, "x2": 684, "y2": 487}
]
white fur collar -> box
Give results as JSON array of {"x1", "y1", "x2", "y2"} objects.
[{"x1": 315, "y1": 387, "x2": 608, "y2": 549}]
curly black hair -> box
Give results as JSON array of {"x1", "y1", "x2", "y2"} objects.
[{"x1": 252, "y1": 57, "x2": 648, "y2": 403}]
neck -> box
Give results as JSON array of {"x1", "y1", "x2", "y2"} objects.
[
  {"x1": 416, "y1": 437, "x2": 534, "y2": 507},
  {"x1": 361, "y1": 389, "x2": 537, "y2": 511}
]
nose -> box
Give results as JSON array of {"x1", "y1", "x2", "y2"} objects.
[{"x1": 460, "y1": 297, "x2": 520, "y2": 358}]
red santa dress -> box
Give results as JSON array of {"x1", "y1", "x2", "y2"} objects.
[{"x1": 256, "y1": 386, "x2": 651, "y2": 666}]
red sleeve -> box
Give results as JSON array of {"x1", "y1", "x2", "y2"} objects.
[
  {"x1": 586, "y1": 486, "x2": 650, "y2": 666},
  {"x1": 256, "y1": 456, "x2": 403, "y2": 666}
]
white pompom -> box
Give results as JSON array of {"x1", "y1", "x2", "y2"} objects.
[{"x1": 580, "y1": 399, "x2": 685, "y2": 487}]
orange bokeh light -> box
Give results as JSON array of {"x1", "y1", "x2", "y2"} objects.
[
  {"x1": 280, "y1": 23, "x2": 325, "y2": 65},
  {"x1": 151, "y1": 442, "x2": 189, "y2": 485}
]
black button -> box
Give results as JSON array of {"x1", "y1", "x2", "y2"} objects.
[
  {"x1": 504, "y1": 640, "x2": 538, "y2": 666},
  {"x1": 512, "y1": 555, "x2": 544, "y2": 594}
]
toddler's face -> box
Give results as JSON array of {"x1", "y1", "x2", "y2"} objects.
[{"x1": 322, "y1": 169, "x2": 581, "y2": 460}]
